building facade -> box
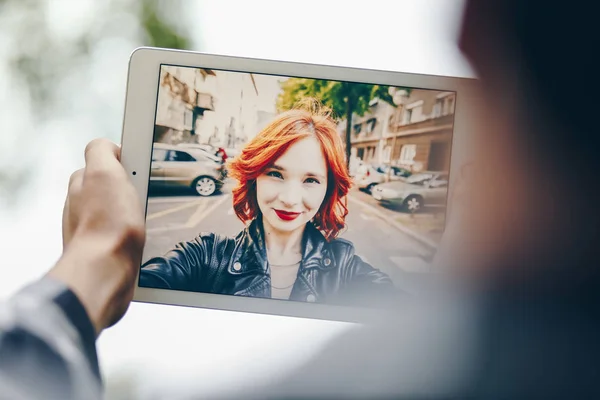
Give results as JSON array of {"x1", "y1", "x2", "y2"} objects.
[
  {"x1": 343, "y1": 89, "x2": 456, "y2": 173},
  {"x1": 154, "y1": 66, "x2": 216, "y2": 144},
  {"x1": 385, "y1": 89, "x2": 455, "y2": 172},
  {"x1": 347, "y1": 98, "x2": 396, "y2": 165}
]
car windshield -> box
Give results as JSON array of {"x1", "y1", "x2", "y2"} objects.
[{"x1": 406, "y1": 173, "x2": 434, "y2": 185}]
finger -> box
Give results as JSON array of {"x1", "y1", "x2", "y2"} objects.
[
  {"x1": 63, "y1": 169, "x2": 84, "y2": 247},
  {"x1": 84, "y1": 138, "x2": 122, "y2": 174},
  {"x1": 68, "y1": 168, "x2": 85, "y2": 192}
]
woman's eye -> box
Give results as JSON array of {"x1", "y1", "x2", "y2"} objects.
[
  {"x1": 305, "y1": 177, "x2": 320, "y2": 184},
  {"x1": 266, "y1": 171, "x2": 283, "y2": 179}
]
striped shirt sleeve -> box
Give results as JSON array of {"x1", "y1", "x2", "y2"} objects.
[{"x1": 0, "y1": 278, "x2": 102, "y2": 400}]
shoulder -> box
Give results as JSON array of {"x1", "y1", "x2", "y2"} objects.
[
  {"x1": 194, "y1": 231, "x2": 236, "y2": 246},
  {"x1": 327, "y1": 237, "x2": 356, "y2": 253},
  {"x1": 325, "y1": 237, "x2": 358, "y2": 264}
]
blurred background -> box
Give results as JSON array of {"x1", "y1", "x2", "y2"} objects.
[{"x1": 0, "y1": 0, "x2": 472, "y2": 398}]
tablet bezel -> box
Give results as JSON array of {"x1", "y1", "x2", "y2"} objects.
[{"x1": 121, "y1": 47, "x2": 477, "y2": 323}]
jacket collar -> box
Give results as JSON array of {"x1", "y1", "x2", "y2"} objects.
[{"x1": 229, "y1": 219, "x2": 336, "y2": 275}]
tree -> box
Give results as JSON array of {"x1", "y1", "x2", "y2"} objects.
[
  {"x1": 277, "y1": 78, "x2": 410, "y2": 168},
  {"x1": 0, "y1": 0, "x2": 193, "y2": 205}
]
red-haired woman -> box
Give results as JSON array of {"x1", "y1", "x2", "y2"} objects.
[{"x1": 140, "y1": 103, "x2": 394, "y2": 305}]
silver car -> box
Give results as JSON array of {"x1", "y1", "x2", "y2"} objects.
[
  {"x1": 150, "y1": 143, "x2": 226, "y2": 196},
  {"x1": 371, "y1": 172, "x2": 449, "y2": 212}
]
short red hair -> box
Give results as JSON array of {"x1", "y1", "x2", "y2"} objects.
[{"x1": 227, "y1": 101, "x2": 351, "y2": 241}]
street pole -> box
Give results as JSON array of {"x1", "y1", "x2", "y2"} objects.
[
  {"x1": 388, "y1": 89, "x2": 408, "y2": 180},
  {"x1": 382, "y1": 104, "x2": 394, "y2": 183},
  {"x1": 345, "y1": 91, "x2": 354, "y2": 171}
]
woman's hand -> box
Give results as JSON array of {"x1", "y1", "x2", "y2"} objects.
[{"x1": 48, "y1": 138, "x2": 146, "y2": 336}]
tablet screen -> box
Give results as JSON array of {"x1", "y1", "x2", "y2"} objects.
[{"x1": 139, "y1": 64, "x2": 455, "y2": 307}]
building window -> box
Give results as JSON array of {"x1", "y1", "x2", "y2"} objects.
[
  {"x1": 434, "y1": 99, "x2": 443, "y2": 117},
  {"x1": 366, "y1": 118, "x2": 377, "y2": 134},
  {"x1": 435, "y1": 93, "x2": 456, "y2": 117},
  {"x1": 367, "y1": 146, "x2": 376, "y2": 161},
  {"x1": 357, "y1": 148, "x2": 365, "y2": 160},
  {"x1": 383, "y1": 146, "x2": 392, "y2": 162},
  {"x1": 402, "y1": 109, "x2": 412, "y2": 125},
  {"x1": 399, "y1": 144, "x2": 417, "y2": 165},
  {"x1": 353, "y1": 123, "x2": 362, "y2": 135},
  {"x1": 445, "y1": 95, "x2": 455, "y2": 115},
  {"x1": 403, "y1": 100, "x2": 424, "y2": 124},
  {"x1": 183, "y1": 109, "x2": 194, "y2": 130}
]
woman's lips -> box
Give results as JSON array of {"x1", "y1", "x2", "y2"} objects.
[{"x1": 274, "y1": 209, "x2": 301, "y2": 221}]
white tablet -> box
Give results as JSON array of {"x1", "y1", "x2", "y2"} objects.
[{"x1": 121, "y1": 47, "x2": 477, "y2": 322}]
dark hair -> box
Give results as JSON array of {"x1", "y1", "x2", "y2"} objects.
[
  {"x1": 460, "y1": 0, "x2": 600, "y2": 278},
  {"x1": 460, "y1": 0, "x2": 599, "y2": 175}
]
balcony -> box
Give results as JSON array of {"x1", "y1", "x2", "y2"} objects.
[
  {"x1": 351, "y1": 131, "x2": 380, "y2": 144},
  {"x1": 387, "y1": 114, "x2": 454, "y2": 137},
  {"x1": 196, "y1": 92, "x2": 215, "y2": 111}
]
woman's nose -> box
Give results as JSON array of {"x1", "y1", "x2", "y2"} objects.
[{"x1": 278, "y1": 182, "x2": 302, "y2": 207}]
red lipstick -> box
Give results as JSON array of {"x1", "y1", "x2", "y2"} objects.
[{"x1": 274, "y1": 209, "x2": 301, "y2": 221}]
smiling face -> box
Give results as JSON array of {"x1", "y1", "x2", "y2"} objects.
[{"x1": 256, "y1": 136, "x2": 328, "y2": 235}]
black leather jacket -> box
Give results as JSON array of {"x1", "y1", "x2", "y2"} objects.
[{"x1": 140, "y1": 220, "x2": 395, "y2": 305}]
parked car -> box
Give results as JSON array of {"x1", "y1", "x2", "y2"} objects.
[
  {"x1": 354, "y1": 163, "x2": 408, "y2": 193},
  {"x1": 374, "y1": 164, "x2": 412, "y2": 178},
  {"x1": 371, "y1": 171, "x2": 449, "y2": 212},
  {"x1": 151, "y1": 143, "x2": 226, "y2": 196}
]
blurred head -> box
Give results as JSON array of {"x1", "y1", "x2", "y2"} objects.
[
  {"x1": 444, "y1": 0, "x2": 600, "y2": 286},
  {"x1": 228, "y1": 100, "x2": 351, "y2": 240}
]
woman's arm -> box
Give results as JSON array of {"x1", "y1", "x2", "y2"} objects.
[
  {"x1": 140, "y1": 233, "x2": 216, "y2": 291},
  {"x1": 346, "y1": 253, "x2": 395, "y2": 286},
  {"x1": 331, "y1": 241, "x2": 399, "y2": 306}
]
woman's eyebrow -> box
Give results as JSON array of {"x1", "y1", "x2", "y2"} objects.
[
  {"x1": 306, "y1": 172, "x2": 326, "y2": 180},
  {"x1": 271, "y1": 164, "x2": 325, "y2": 179}
]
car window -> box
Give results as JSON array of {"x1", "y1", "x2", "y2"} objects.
[
  {"x1": 430, "y1": 180, "x2": 448, "y2": 188},
  {"x1": 167, "y1": 150, "x2": 196, "y2": 162},
  {"x1": 406, "y1": 173, "x2": 433, "y2": 185},
  {"x1": 152, "y1": 148, "x2": 168, "y2": 162}
]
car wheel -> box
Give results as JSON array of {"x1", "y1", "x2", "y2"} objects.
[
  {"x1": 366, "y1": 183, "x2": 377, "y2": 193},
  {"x1": 403, "y1": 195, "x2": 423, "y2": 213},
  {"x1": 192, "y1": 176, "x2": 217, "y2": 196}
]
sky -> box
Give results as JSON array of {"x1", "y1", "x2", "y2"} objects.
[{"x1": 0, "y1": 0, "x2": 471, "y2": 397}]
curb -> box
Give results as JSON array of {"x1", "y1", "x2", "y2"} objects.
[{"x1": 347, "y1": 195, "x2": 439, "y2": 252}]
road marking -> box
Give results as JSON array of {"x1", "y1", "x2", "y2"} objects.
[
  {"x1": 390, "y1": 256, "x2": 431, "y2": 273},
  {"x1": 347, "y1": 194, "x2": 438, "y2": 251},
  {"x1": 146, "y1": 199, "x2": 203, "y2": 221},
  {"x1": 146, "y1": 225, "x2": 186, "y2": 234},
  {"x1": 185, "y1": 194, "x2": 230, "y2": 228},
  {"x1": 148, "y1": 197, "x2": 199, "y2": 204},
  {"x1": 185, "y1": 201, "x2": 207, "y2": 227}
]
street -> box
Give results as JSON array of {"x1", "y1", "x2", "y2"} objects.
[{"x1": 143, "y1": 180, "x2": 436, "y2": 291}]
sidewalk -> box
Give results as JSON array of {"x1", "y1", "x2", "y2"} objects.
[{"x1": 348, "y1": 189, "x2": 445, "y2": 251}]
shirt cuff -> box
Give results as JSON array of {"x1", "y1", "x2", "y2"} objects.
[{"x1": 18, "y1": 277, "x2": 101, "y2": 380}]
